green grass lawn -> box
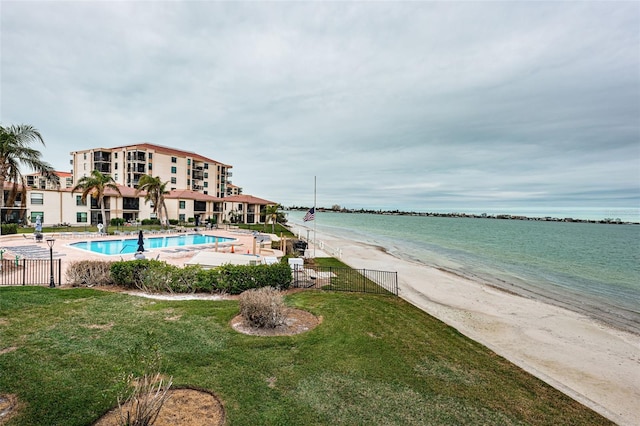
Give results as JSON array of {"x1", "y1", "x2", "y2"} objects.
[{"x1": 0, "y1": 286, "x2": 611, "y2": 425}]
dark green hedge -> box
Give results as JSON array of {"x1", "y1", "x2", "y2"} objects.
[
  {"x1": 1, "y1": 224, "x2": 18, "y2": 235},
  {"x1": 109, "y1": 259, "x2": 292, "y2": 294}
]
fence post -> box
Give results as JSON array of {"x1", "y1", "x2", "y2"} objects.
[
  {"x1": 22, "y1": 259, "x2": 26, "y2": 286},
  {"x1": 57, "y1": 259, "x2": 61, "y2": 286}
]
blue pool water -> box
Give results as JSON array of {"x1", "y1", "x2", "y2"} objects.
[{"x1": 70, "y1": 234, "x2": 235, "y2": 255}]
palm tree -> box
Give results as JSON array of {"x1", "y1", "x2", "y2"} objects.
[
  {"x1": 136, "y1": 175, "x2": 169, "y2": 228},
  {"x1": 0, "y1": 124, "x2": 58, "y2": 221},
  {"x1": 71, "y1": 170, "x2": 121, "y2": 234},
  {"x1": 265, "y1": 204, "x2": 281, "y2": 234}
]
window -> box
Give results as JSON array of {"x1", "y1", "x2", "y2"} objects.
[
  {"x1": 148, "y1": 153, "x2": 153, "y2": 159},
  {"x1": 187, "y1": 179, "x2": 190, "y2": 186},
  {"x1": 83, "y1": 153, "x2": 87, "y2": 160},
  {"x1": 171, "y1": 166, "x2": 177, "y2": 174},
  {"x1": 204, "y1": 172, "x2": 208, "y2": 178},
  {"x1": 204, "y1": 191, "x2": 208, "y2": 195},
  {"x1": 187, "y1": 159, "x2": 191, "y2": 166},
  {"x1": 76, "y1": 212, "x2": 87, "y2": 223},
  {"x1": 187, "y1": 169, "x2": 190, "y2": 176},
  {"x1": 76, "y1": 195, "x2": 86, "y2": 206},
  {"x1": 148, "y1": 163, "x2": 152, "y2": 170},
  {"x1": 30, "y1": 193, "x2": 44, "y2": 205},
  {"x1": 204, "y1": 182, "x2": 208, "y2": 187},
  {"x1": 171, "y1": 187, "x2": 176, "y2": 191},
  {"x1": 204, "y1": 163, "x2": 209, "y2": 169},
  {"x1": 114, "y1": 152, "x2": 118, "y2": 159},
  {"x1": 171, "y1": 177, "x2": 176, "y2": 184},
  {"x1": 30, "y1": 212, "x2": 44, "y2": 222},
  {"x1": 179, "y1": 201, "x2": 186, "y2": 209},
  {"x1": 114, "y1": 162, "x2": 118, "y2": 170},
  {"x1": 179, "y1": 214, "x2": 185, "y2": 222},
  {"x1": 171, "y1": 157, "x2": 177, "y2": 163}
]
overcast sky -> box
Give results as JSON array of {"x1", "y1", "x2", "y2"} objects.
[{"x1": 1, "y1": 1, "x2": 638, "y2": 217}]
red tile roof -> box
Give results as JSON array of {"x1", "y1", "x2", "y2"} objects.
[
  {"x1": 224, "y1": 194, "x2": 277, "y2": 205},
  {"x1": 165, "y1": 189, "x2": 223, "y2": 202},
  {"x1": 103, "y1": 143, "x2": 232, "y2": 168}
]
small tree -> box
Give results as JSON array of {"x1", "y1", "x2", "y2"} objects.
[
  {"x1": 72, "y1": 170, "x2": 121, "y2": 234},
  {"x1": 264, "y1": 204, "x2": 281, "y2": 234}
]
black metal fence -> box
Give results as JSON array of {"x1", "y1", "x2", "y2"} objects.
[
  {"x1": 0, "y1": 259, "x2": 61, "y2": 286},
  {"x1": 292, "y1": 266, "x2": 398, "y2": 296}
]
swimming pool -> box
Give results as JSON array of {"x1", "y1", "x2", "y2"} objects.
[{"x1": 70, "y1": 234, "x2": 235, "y2": 255}]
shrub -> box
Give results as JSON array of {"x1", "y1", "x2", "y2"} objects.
[
  {"x1": 169, "y1": 264, "x2": 202, "y2": 293},
  {"x1": 110, "y1": 218, "x2": 125, "y2": 226},
  {"x1": 239, "y1": 287, "x2": 288, "y2": 328},
  {"x1": 109, "y1": 260, "x2": 292, "y2": 294},
  {"x1": 141, "y1": 218, "x2": 161, "y2": 226},
  {"x1": 110, "y1": 259, "x2": 167, "y2": 290},
  {"x1": 215, "y1": 263, "x2": 292, "y2": 295},
  {"x1": 1, "y1": 224, "x2": 18, "y2": 235},
  {"x1": 168, "y1": 219, "x2": 179, "y2": 225},
  {"x1": 66, "y1": 260, "x2": 114, "y2": 287},
  {"x1": 138, "y1": 262, "x2": 175, "y2": 293}
]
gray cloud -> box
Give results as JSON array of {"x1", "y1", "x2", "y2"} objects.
[{"x1": 1, "y1": 1, "x2": 638, "y2": 217}]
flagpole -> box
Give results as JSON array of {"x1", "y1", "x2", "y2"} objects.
[{"x1": 313, "y1": 176, "x2": 317, "y2": 258}]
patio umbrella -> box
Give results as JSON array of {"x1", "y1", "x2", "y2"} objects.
[
  {"x1": 137, "y1": 230, "x2": 145, "y2": 252},
  {"x1": 35, "y1": 215, "x2": 42, "y2": 233}
]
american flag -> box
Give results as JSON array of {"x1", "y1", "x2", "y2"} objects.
[{"x1": 303, "y1": 207, "x2": 315, "y2": 222}]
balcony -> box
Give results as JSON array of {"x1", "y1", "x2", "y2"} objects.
[
  {"x1": 192, "y1": 171, "x2": 204, "y2": 180},
  {"x1": 91, "y1": 199, "x2": 110, "y2": 210},
  {"x1": 95, "y1": 163, "x2": 111, "y2": 173},
  {"x1": 93, "y1": 151, "x2": 111, "y2": 162},
  {"x1": 127, "y1": 151, "x2": 146, "y2": 162},
  {"x1": 123, "y1": 198, "x2": 140, "y2": 210},
  {"x1": 192, "y1": 184, "x2": 203, "y2": 191}
]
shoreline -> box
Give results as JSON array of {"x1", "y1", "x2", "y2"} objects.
[
  {"x1": 290, "y1": 223, "x2": 640, "y2": 426},
  {"x1": 398, "y1": 250, "x2": 640, "y2": 337}
]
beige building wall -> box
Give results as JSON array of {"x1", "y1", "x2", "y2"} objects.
[{"x1": 70, "y1": 143, "x2": 238, "y2": 198}]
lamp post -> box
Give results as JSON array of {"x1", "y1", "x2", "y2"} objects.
[{"x1": 46, "y1": 238, "x2": 55, "y2": 288}]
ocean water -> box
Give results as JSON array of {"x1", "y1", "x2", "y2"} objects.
[{"x1": 288, "y1": 211, "x2": 640, "y2": 334}]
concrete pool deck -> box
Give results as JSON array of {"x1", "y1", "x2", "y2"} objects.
[{"x1": 0, "y1": 228, "x2": 283, "y2": 284}]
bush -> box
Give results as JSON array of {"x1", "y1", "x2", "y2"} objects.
[
  {"x1": 168, "y1": 219, "x2": 179, "y2": 225},
  {"x1": 141, "y1": 218, "x2": 161, "y2": 226},
  {"x1": 110, "y1": 259, "x2": 167, "y2": 290},
  {"x1": 109, "y1": 259, "x2": 292, "y2": 294},
  {"x1": 110, "y1": 218, "x2": 125, "y2": 226},
  {"x1": 239, "y1": 287, "x2": 288, "y2": 328},
  {"x1": 216, "y1": 263, "x2": 292, "y2": 295},
  {"x1": 1, "y1": 224, "x2": 18, "y2": 235},
  {"x1": 66, "y1": 260, "x2": 114, "y2": 287}
]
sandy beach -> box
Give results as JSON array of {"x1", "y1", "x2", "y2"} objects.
[{"x1": 291, "y1": 224, "x2": 640, "y2": 426}]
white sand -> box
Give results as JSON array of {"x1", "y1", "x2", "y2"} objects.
[{"x1": 300, "y1": 226, "x2": 640, "y2": 426}]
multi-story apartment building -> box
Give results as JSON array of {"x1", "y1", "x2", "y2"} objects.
[
  {"x1": 71, "y1": 143, "x2": 237, "y2": 198},
  {"x1": 2, "y1": 143, "x2": 276, "y2": 228},
  {"x1": 25, "y1": 171, "x2": 73, "y2": 190},
  {"x1": 226, "y1": 183, "x2": 243, "y2": 196}
]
